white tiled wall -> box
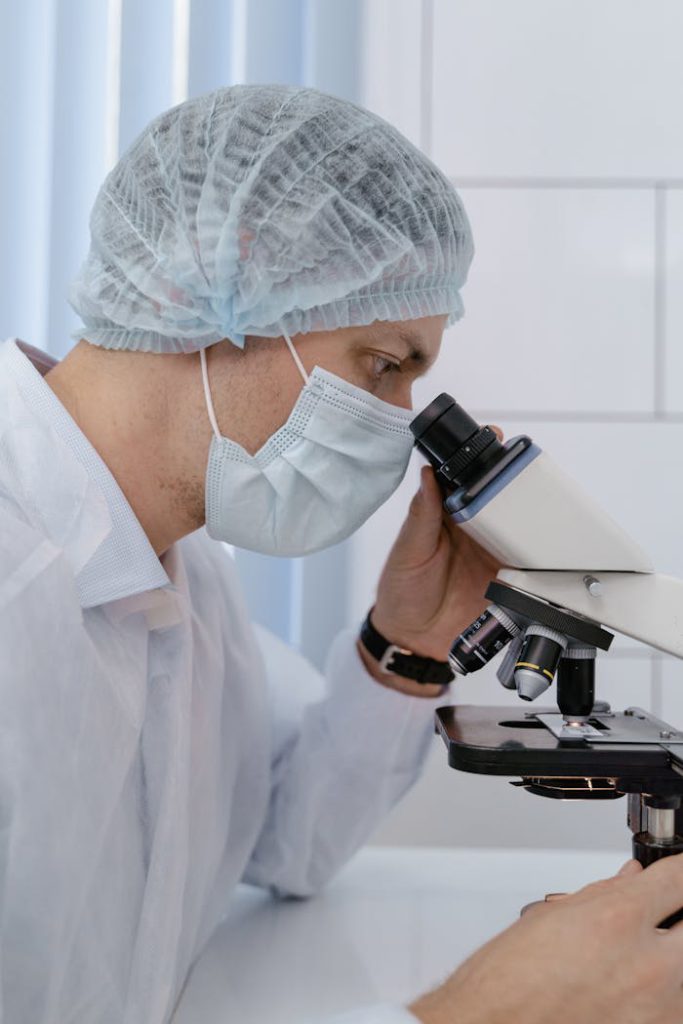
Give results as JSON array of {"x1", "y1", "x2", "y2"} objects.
[
  {"x1": 431, "y1": 0, "x2": 683, "y2": 180},
  {"x1": 355, "y1": 0, "x2": 683, "y2": 852},
  {"x1": 438, "y1": 188, "x2": 656, "y2": 415}
]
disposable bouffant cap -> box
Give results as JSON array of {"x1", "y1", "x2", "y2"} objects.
[{"x1": 68, "y1": 83, "x2": 474, "y2": 353}]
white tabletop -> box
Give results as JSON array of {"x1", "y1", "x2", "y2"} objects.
[{"x1": 173, "y1": 846, "x2": 625, "y2": 1023}]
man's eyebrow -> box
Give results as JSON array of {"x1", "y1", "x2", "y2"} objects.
[{"x1": 395, "y1": 327, "x2": 429, "y2": 365}]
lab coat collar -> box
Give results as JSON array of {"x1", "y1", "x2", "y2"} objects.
[{"x1": 0, "y1": 338, "x2": 173, "y2": 609}]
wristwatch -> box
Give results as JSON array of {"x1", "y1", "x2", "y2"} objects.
[{"x1": 359, "y1": 608, "x2": 456, "y2": 686}]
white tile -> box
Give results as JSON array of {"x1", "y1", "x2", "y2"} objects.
[
  {"x1": 359, "y1": 0, "x2": 424, "y2": 149},
  {"x1": 664, "y1": 188, "x2": 683, "y2": 413},
  {"x1": 409, "y1": 188, "x2": 655, "y2": 416},
  {"x1": 432, "y1": 0, "x2": 683, "y2": 178}
]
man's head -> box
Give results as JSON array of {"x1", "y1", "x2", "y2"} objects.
[{"x1": 54, "y1": 84, "x2": 471, "y2": 555}]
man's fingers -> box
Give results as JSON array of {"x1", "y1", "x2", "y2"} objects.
[{"x1": 392, "y1": 466, "x2": 444, "y2": 565}]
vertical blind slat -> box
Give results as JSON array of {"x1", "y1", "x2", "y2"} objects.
[
  {"x1": 47, "y1": 0, "x2": 111, "y2": 358},
  {"x1": 118, "y1": 0, "x2": 176, "y2": 155},
  {"x1": 243, "y1": 0, "x2": 306, "y2": 86},
  {"x1": 0, "y1": 0, "x2": 57, "y2": 348},
  {"x1": 304, "y1": 0, "x2": 361, "y2": 98},
  {"x1": 188, "y1": 0, "x2": 235, "y2": 98}
]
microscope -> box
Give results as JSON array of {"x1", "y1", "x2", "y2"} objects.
[{"x1": 410, "y1": 395, "x2": 683, "y2": 922}]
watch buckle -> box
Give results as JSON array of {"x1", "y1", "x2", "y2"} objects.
[{"x1": 379, "y1": 643, "x2": 411, "y2": 675}]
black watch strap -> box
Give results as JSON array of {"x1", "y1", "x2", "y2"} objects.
[{"x1": 359, "y1": 609, "x2": 455, "y2": 686}]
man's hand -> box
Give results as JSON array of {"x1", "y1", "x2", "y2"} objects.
[
  {"x1": 358, "y1": 463, "x2": 501, "y2": 696},
  {"x1": 410, "y1": 855, "x2": 683, "y2": 1024}
]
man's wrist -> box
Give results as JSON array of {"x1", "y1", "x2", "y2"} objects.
[
  {"x1": 356, "y1": 624, "x2": 448, "y2": 698},
  {"x1": 358, "y1": 607, "x2": 455, "y2": 694},
  {"x1": 371, "y1": 606, "x2": 451, "y2": 663}
]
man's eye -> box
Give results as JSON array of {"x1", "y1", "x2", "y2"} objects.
[{"x1": 372, "y1": 355, "x2": 400, "y2": 378}]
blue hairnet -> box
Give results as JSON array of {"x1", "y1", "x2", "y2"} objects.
[{"x1": 68, "y1": 84, "x2": 474, "y2": 353}]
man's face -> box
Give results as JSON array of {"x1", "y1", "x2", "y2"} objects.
[
  {"x1": 212, "y1": 314, "x2": 447, "y2": 457},
  {"x1": 290, "y1": 314, "x2": 447, "y2": 410}
]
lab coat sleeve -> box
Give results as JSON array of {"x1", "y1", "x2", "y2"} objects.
[{"x1": 242, "y1": 625, "x2": 449, "y2": 897}]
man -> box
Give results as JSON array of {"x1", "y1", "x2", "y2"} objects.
[{"x1": 2, "y1": 83, "x2": 683, "y2": 1024}]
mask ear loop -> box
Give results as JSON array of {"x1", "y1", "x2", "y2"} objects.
[
  {"x1": 202, "y1": 333, "x2": 308, "y2": 441},
  {"x1": 200, "y1": 347, "x2": 222, "y2": 440},
  {"x1": 282, "y1": 330, "x2": 310, "y2": 385}
]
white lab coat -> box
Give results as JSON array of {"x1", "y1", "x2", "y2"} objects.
[{"x1": 0, "y1": 338, "x2": 443, "y2": 1024}]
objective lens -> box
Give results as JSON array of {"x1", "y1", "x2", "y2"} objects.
[
  {"x1": 450, "y1": 605, "x2": 521, "y2": 675},
  {"x1": 514, "y1": 625, "x2": 568, "y2": 701},
  {"x1": 557, "y1": 646, "x2": 596, "y2": 724}
]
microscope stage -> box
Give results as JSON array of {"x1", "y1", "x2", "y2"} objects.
[{"x1": 436, "y1": 705, "x2": 683, "y2": 784}]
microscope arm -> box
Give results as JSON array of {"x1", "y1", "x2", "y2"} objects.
[{"x1": 498, "y1": 569, "x2": 683, "y2": 659}]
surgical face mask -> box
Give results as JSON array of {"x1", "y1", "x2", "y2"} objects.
[{"x1": 201, "y1": 332, "x2": 415, "y2": 556}]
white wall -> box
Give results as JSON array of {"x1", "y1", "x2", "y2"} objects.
[{"x1": 354, "y1": 0, "x2": 683, "y2": 851}]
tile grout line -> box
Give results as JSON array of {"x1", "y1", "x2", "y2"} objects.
[
  {"x1": 419, "y1": 0, "x2": 434, "y2": 158},
  {"x1": 654, "y1": 185, "x2": 667, "y2": 417}
]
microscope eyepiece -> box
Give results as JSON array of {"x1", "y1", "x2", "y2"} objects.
[
  {"x1": 410, "y1": 394, "x2": 480, "y2": 454},
  {"x1": 410, "y1": 393, "x2": 505, "y2": 492}
]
